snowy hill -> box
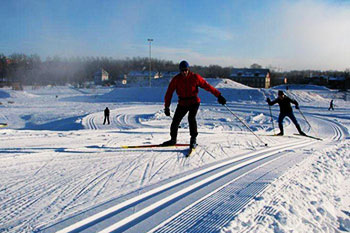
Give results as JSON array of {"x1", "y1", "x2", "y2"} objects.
[
  {"x1": 0, "y1": 82, "x2": 347, "y2": 131},
  {"x1": 206, "y1": 78, "x2": 253, "y2": 89},
  {"x1": 0, "y1": 82, "x2": 349, "y2": 232}
]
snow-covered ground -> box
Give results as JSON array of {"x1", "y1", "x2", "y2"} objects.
[{"x1": 0, "y1": 79, "x2": 349, "y2": 232}]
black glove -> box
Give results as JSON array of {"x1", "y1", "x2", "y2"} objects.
[
  {"x1": 295, "y1": 104, "x2": 299, "y2": 110},
  {"x1": 164, "y1": 107, "x2": 170, "y2": 116},
  {"x1": 266, "y1": 98, "x2": 271, "y2": 103},
  {"x1": 217, "y1": 95, "x2": 226, "y2": 105}
]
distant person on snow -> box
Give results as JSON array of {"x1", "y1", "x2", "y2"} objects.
[
  {"x1": 103, "y1": 107, "x2": 110, "y2": 125},
  {"x1": 162, "y1": 60, "x2": 227, "y2": 149},
  {"x1": 328, "y1": 99, "x2": 334, "y2": 111},
  {"x1": 267, "y1": 90, "x2": 306, "y2": 136}
]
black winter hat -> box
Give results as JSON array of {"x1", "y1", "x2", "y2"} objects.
[{"x1": 179, "y1": 60, "x2": 190, "y2": 70}]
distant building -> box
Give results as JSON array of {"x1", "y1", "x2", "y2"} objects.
[
  {"x1": 305, "y1": 76, "x2": 328, "y2": 86},
  {"x1": 161, "y1": 71, "x2": 178, "y2": 80},
  {"x1": 94, "y1": 68, "x2": 109, "y2": 85},
  {"x1": 126, "y1": 70, "x2": 158, "y2": 84},
  {"x1": 273, "y1": 76, "x2": 288, "y2": 87},
  {"x1": 328, "y1": 76, "x2": 346, "y2": 89},
  {"x1": 229, "y1": 68, "x2": 270, "y2": 88}
]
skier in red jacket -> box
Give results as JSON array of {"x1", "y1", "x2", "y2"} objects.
[{"x1": 162, "y1": 60, "x2": 227, "y2": 149}]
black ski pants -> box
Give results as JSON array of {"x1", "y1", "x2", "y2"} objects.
[
  {"x1": 103, "y1": 115, "x2": 110, "y2": 125},
  {"x1": 170, "y1": 103, "x2": 200, "y2": 140},
  {"x1": 278, "y1": 112, "x2": 302, "y2": 133}
]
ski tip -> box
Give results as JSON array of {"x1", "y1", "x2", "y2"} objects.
[
  {"x1": 185, "y1": 148, "x2": 195, "y2": 157},
  {"x1": 120, "y1": 143, "x2": 190, "y2": 149},
  {"x1": 293, "y1": 133, "x2": 322, "y2": 141}
]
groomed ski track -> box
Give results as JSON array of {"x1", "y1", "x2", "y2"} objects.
[
  {"x1": 39, "y1": 103, "x2": 349, "y2": 233},
  {"x1": 44, "y1": 138, "x2": 318, "y2": 233},
  {"x1": 2, "y1": 98, "x2": 348, "y2": 232}
]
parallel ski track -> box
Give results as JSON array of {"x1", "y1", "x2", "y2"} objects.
[
  {"x1": 0, "y1": 152, "x2": 134, "y2": 231},
  {"x1": 53, "y1": 139, "x2": 317, "y2": 233},
  {"x1": 151, "y1": 154, "x2": 291, "y2": 233},
  {"x1": 313, "y1": 114, "x2": 348, "y2": 141},
  {"x1": 84, "y1": 106, "x2": 161, "y2": 130},
  {"x1": 44, "y1": 106, "x2": 340, "y2": 233}
]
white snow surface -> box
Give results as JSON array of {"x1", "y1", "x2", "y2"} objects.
[{"x1": 0, "y1": 81, "x2": 349, "y2": 232}]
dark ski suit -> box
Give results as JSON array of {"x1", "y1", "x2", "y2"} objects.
[
  {"x1": 103, "y1": 107, "x2": 110, "y2": 125},
  {"x1": 267, "y1": 94, "x2": 304, "y2": 135},
  {"x1": 328, "y1": 100, "x2": 334, "y2": 111}
]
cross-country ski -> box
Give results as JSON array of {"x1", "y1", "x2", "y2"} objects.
[
  {"x1": 121, "y1": 143, "x2": 190, "y2": 149},
  {"x1": 185, "y1": 148, "x2": 196, "y2": 157},
  {"x1": 293, "y1": 133, "x2": 323, "y2": 141},
  {"x1": 185, "y1": 143, "x2": 198, "y2": 157}
]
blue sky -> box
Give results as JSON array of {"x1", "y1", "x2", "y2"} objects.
[{"x1": 1, "y1": 0, "x2": 350, "y2": 70}]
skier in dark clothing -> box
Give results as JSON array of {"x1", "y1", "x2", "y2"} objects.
[
  {"x1": 162, "y1": 60, "x2": 227, "y2": 149},
  {"x1": 103, "y1": 107, "x2": 110, "y2": 125},
  {"x1": 328, "y1": 99, "x2": 334, "y2": 111},
  {"x1": 267, "y1": 90, "x2": 306, "y2": 136}
]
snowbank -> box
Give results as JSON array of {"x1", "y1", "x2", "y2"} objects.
[
  {"x1": 206, "y1": 78, "x2": 253, "y2": 89},
  {"x1": 0, "y1": 89, "x2": 11, "y2": 98},
  {"x1": 223, "y1": 141, "x2": 350, "y2": 233}
]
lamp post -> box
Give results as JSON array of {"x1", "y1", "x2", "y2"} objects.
[{"x1": 147, "y1": 38, "x2": 153, "y2": 87}]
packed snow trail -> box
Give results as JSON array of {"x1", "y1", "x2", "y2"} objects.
[
  {"x1": 42, "y1": 101, "x2": 348, "y2": 233},
  {"x1": 43, "y1": 139, "x2": 316, "y2": 232},
  {"x1": 151, "y1": 144, "x2": 311, "y2": 233},
  {"x1": 0, "y1": 85, "x2": 349, "y2": 232}
]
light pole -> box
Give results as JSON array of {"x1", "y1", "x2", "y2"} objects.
[{"x1": 147, "y1": 38, "x2": 153, "y2": 87}]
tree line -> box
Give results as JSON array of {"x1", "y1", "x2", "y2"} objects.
[
  {"x1": 0, "y1": 54, "x2": 235, "y2": 86},
  {"x1": 0, "y1": 53, "x2": 349, "y2": 87}
]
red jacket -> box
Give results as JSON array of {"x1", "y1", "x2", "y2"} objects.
[{"x1": 164, "y1": 71, "x2": 221, "y2": 107}]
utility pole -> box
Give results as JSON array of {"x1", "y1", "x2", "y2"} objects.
[{"x1": 147, "y1": 38, "x2": 153, "y2": 87}]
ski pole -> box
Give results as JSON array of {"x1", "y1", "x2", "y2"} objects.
[
  {"x1": 224, "y1": 104, "x2": 268, "y2": 147},
  {"x1": 297, "y1": 108, "x2": 318, "y2": 138},
  {"x1": 268, "y1": 104, "x2": 276, "y2": 135},
  {"x1": 262, "y1": 91, "x2": 275, "y2": 135}
]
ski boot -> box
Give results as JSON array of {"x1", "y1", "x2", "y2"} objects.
[
  {"x1": 299, "y1": 131, "x2": 306, "y2": 136},
  {"x1": 161, "y1": 138, "x2": 177, "y2": 146},
  {"x1": 190, "y1": 137, "x2": 197, "y2": 149},
  {"x1": 296, "y1": 125, "x2": 306, "y2": 136}
]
